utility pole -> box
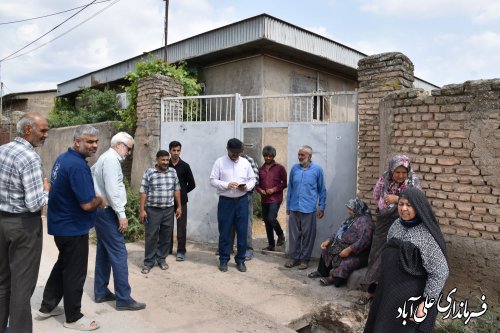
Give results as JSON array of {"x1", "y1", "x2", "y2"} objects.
[{"x1": 164, "y1": 0, "x2": 169, "y2": 63}]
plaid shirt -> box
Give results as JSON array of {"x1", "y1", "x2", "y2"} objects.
[
  {"x1": 0, "y1": 137, "x2": 48, "y2": 213},
  {"x1": 242, "y1": 154, "x2": 259, "y2": 183},
  {"x1": 140, "y1": 166, "x2": 180, "y2": 208}
]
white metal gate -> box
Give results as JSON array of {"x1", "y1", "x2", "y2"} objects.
[{"x1": 160, "y1": 92, "x2": 358, "y2": 257}]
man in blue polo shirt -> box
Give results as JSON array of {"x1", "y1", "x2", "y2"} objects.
[{"x1": 37, "y1": 125, "x2": 105, "y2": 331}]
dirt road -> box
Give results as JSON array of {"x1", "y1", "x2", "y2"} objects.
[{"x1": 32, "y1": 225, "x2": 366, "y2": 333}]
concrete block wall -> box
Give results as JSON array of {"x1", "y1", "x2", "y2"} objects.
[{"x1": 357, "y1": 52, "x2": 500, "y2": 304}]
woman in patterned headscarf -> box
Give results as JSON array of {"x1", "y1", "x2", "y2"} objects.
[
  {"x1": 363, "y1": 187, "x2": 448, "y2": 333},
  {"x1": 307, "y1": 198, "x2": 374, "y2": 287},
  {"x1": 358, "y1": 154, "x2": 421, "y2": 304}
]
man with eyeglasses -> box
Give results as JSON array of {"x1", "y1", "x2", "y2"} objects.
[
  {"x1": 210, "y1": 138, "x2": 256, "y2": 273},
  {"x1": 91, "y1": 132, "x2": 146, "y2": 311}
]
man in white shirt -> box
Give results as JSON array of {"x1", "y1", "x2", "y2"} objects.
[{"x1": 209, "y1": 138, "x2": 256, "y2": 273}]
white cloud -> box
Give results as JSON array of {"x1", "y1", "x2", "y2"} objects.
[
  {"x1": 304, "y1": 26, "x2": 330, "y2": 38},
  {"x1": 359, "y1": 0, "x2": 500, "y2": 23},
  {"x1": 465, "y1": 31, "x2": 500, "y2": 48},
  {"x1": 433, "y1": 33, "x2": 459, "y2": 43}
]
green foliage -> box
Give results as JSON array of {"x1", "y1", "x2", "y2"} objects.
[
  {"x1": 122, "y1": 55, "x2": 202, "y2": 132},
  {"x1": 48, "y1": 87, "x2": 120, "y2": 128},
  {"x1": 47, "y1": 97, "x2": 83, "y2": 127},
  {"x1": 252, "y1": 193, "x2": 262, "y2": 219},
  {"x1": 123, "y1": 179, "x2": 144, "y2": 243}
]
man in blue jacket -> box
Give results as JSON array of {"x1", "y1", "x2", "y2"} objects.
[{"x1": 285, "y1": 145, "x2": 326, "y2": 270}]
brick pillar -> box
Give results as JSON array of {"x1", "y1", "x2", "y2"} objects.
[
  {"x1": 356, "y1": 52, "x2": 414, "y2": 208},
  {"x1": 131, "y1": 75, "x2": 183, "y2": 189}
]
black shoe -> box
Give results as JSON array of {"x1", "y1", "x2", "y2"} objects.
[
  {"x1": 236, "y1": 263, "x2": 247, "y2": 272},
  {"x1": 219, "y1": 262, "x2": 228, "y2": 272},
  {"x1": 95, "y1": 292, "x2": 116, "y2": 303},
  {"x1": 277, "y1": 235, "x2": 285, "y2": 246},
  {"x1": 262, "y1": 245, "x2": 275, "y2": 251},
  {"x1": 116, "y1": 300, "x2": 146, "y2": 311}
]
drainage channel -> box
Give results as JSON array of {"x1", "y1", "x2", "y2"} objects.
[{"x1": 287, "y1": 303, "x2": 367, "y2": 333}]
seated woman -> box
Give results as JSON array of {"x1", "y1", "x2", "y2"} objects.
[
  {"x1": 308, "y1": 198, "x2": 374, "y2": 287},
  {"x1": 363, "y1": 188, "x2": 449, "y2": 333}
]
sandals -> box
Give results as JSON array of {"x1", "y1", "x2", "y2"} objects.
[
  {"x1": 319, "y1": 277, "x2": 333, "y2": 286},
  {"x1": 36, "y1": 306, "x2": 64, "y2": 318},
  {"x1": 356, "y1": 294, "x2": 374, "y2": 305},
  {"x1": 158, "y1": 262, "x2": 169, "y2": 270},
  {"x1": 63, "y1": 316, "x2": 99, "y2": 331},
  {"x1": 307, "y1": 271, "x2": 322, "y2": 279},
  {"x1": 141, "y1": 266, "x2": 151, "y2": 274}
]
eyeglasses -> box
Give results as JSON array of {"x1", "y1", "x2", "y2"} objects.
[{"x1": 120, "y1": 142, "x2": 133, "y2": 153}]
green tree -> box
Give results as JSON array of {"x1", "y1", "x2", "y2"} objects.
[
  {"x1": 48, "y1": 87, "x2": 120, "y2": 128},
  {"x1": 122, "y1": 55, "x2": 202, "y2": 132}
]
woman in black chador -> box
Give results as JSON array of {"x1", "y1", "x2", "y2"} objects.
[{"x1": 363, "y1": 188, "x2": 448, "y2": 333}]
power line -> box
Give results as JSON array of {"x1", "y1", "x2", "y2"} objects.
[
  {"x1": 0, "y1": 0, "x2": 99, "y2": 62},
  {"x1": 0, "y1": 0, "x2": 113, "y2": 25},
  {"x1": 3, "y1": 0, "x2": 121, "y2": 62}
]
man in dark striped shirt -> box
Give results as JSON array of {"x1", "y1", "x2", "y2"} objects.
[
  {"x1": 139, "y1": 150, "x2": 181, "y2": 274},
  {"x1": 0, "y1": 112, "x2": 50, "y2": 333}
]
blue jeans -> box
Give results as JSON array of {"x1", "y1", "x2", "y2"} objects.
[
  {"x1": 94, "y1": 208, "x2": 133, "y2": 306},
  {"x1": 217, "y1": 195, "x2": 248, "y2": 264}
]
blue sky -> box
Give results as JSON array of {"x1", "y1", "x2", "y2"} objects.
[{"x1": 1, "y1": 0, "x2": 499, "y2": 94}]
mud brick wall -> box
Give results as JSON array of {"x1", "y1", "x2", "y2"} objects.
[
  {"x1": 0, "y1": 122, "x2": 16, "y2": 145},
  {"x1": 358, "y1": 53, "x2": 500, "y2": 305},
  {"x1": 131, "y1": 75, "x2": 183, "y2": 189},
  {"x1": 357, "y1": 52, "x2": 414, "y2": 205}
]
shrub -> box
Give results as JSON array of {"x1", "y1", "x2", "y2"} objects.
[
  {"x1": 122, "y1": 55, "x2": 202, "y2": 132},
  {"x1": 48, "y1": 87, "x2": 120, "y2": 128},
  {"x1": 123, "y1": 179, "x2": 144, "y2": 243}
]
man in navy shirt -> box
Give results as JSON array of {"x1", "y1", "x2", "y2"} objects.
[{"x1": 37, "y1": 125, "x2": 105, "y2": 331}]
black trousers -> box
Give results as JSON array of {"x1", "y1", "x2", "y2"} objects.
[
  {"x1": 262, "y1": 202, "x2": 284, "y2": 247},
  {"x1": 40, "y1": 235, "x2": 89, "y2": 323},
  {"x1": 316, "y1": 255, "x2": 347, "y2": 287},
  {"x1": 0, "y1": 212, "x2": 42, "y2": 333},
  {"x1": 170, "y1": 204, "x2": 187, "y2": 254}
]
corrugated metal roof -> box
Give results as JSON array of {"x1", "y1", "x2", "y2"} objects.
[{"x1": 57, "y1": 14, "x2": 437, "y2": 96}]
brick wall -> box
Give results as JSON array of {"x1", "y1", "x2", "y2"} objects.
[
  {"x1": 357, "y1": 52, "x2": 500, "y2": 304},
  {"x1": 130, "y1": 75, "x2": 183, "y2": 189},
  {"x1": 0, "y1": 122, "x2": 16, "y2": 145},
  {"x1": 357, "y1": 53, "x2": 414, "y2": 205}
]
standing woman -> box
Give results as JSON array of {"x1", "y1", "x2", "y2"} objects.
[
  {"x1": 358, "y1": 154, "x2": 421, "y2": 304},
  {"x1": 363, "y1": 187, "x2": 448, "y2": 332}
]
